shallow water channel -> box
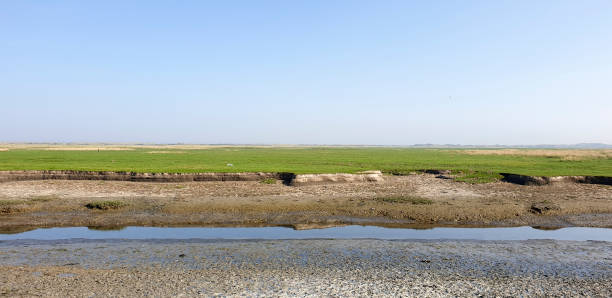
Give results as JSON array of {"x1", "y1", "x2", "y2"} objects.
[{"x1": 1, "y1": 226, "x2": 611, "y2": 241}]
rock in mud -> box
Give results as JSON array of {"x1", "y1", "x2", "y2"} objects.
[{"x1": 530, "y1": 202, "x2": 561, "y2": 214}]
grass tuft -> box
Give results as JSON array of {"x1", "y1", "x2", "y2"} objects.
[
  {"x1": 260, "y1": 178, "x2": 277, "y2": 184},
  {"x1": 29, "y1": 196, "x2": 56, "y2": 203},
  {"x1": 0, "y1": 200, "x2": 27, "y2": 214},
  {"x1": 375, "y1": 196, "x2": 433, "y2": 205},
  {"x1": 85, "y1": 200, "x2": 127, "y2": 210},
  {"x1": 0, "y1": 200, "x2": 21, "y2": 206}
]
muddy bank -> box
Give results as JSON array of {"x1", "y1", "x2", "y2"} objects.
[
  {"x1": 501, "y1": 173, "x2": 612, "y2": 186},
  {"x1": 0, "y1": 170, "x2": 384, "y2": 186},
  {"x1": 0, "y1": 239, "x2": 610, "y2": 296},
  {"x1": 2, "y1": 170, "x2": 611, "y2": 187},
  {"x1": 1, "y1": 174, "x2": 611, "y2": 230},
  {"x1": 2, "y1": 213, "x2": 611, "y2": 234},
  {"x1": 0, "y1": 170, "x2": 285, "y2": 183}
]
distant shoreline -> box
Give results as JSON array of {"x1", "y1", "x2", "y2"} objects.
[{"x1": 1, "y1": 142, "x2": 612, "y2": 149}]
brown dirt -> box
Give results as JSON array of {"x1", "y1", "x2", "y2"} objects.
[{"x1": 0, "y1": 174, "x2": 611, "y2": 231}]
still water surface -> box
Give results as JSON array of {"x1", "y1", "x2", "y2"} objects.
[{"x1": 1, "y1": 226, "x2": 611, "y2": 241}]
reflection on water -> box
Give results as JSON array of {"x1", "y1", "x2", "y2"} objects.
[
  {"x1": 530, "y1": 226, "x2": 564, "y2": 231},
  {"x1": 1, "y1": 226, "x2": 611, "y2": 241},
  {"x1": 87, "y1": 226, "x2": 127, "y2": 231},
  {"x1": 0, "y1": 226, "x2": 37, "y2": 235}
]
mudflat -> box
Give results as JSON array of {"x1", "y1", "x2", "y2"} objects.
[
  {"x1": 1, "y1": 174, "x2": 611, "y2": 231},
  {"x1": 1, "y1": 239, "x2": 610, "y2": 296}
]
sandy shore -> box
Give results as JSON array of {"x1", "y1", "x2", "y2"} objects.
[
  {"x1": 1, "y1": 174, "x2": 611, "y2": 231},
  {"x1": 0, "y1": 238, "x2": 610, "y2": 296}
]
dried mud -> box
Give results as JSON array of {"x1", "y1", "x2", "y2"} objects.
[{"x1": 0, "y1": 239, "x2": 610, "y2": 297}]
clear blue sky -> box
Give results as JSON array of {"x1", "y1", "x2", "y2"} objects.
[{"x1": 1, "y1": 1, "x2": 611, "y2": 145}]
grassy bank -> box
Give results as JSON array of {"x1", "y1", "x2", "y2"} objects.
[{"x1": 0, "y1": 147, "x2": 611, "y2": 178}]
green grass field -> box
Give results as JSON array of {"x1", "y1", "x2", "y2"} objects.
[{"x1": 1, "y1": 148, "x2": 611, "y2": 181}]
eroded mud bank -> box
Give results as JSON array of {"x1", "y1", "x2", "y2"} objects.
[
  {"x1": 2, "y1": 170, "x2": 611, "y2": 187},
  {"x1": 0, "y1": 170, "x2": 384, "y2": 186},
  {"x1": 500, "y1": 173, "x2": 612, "y2": 186}
]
